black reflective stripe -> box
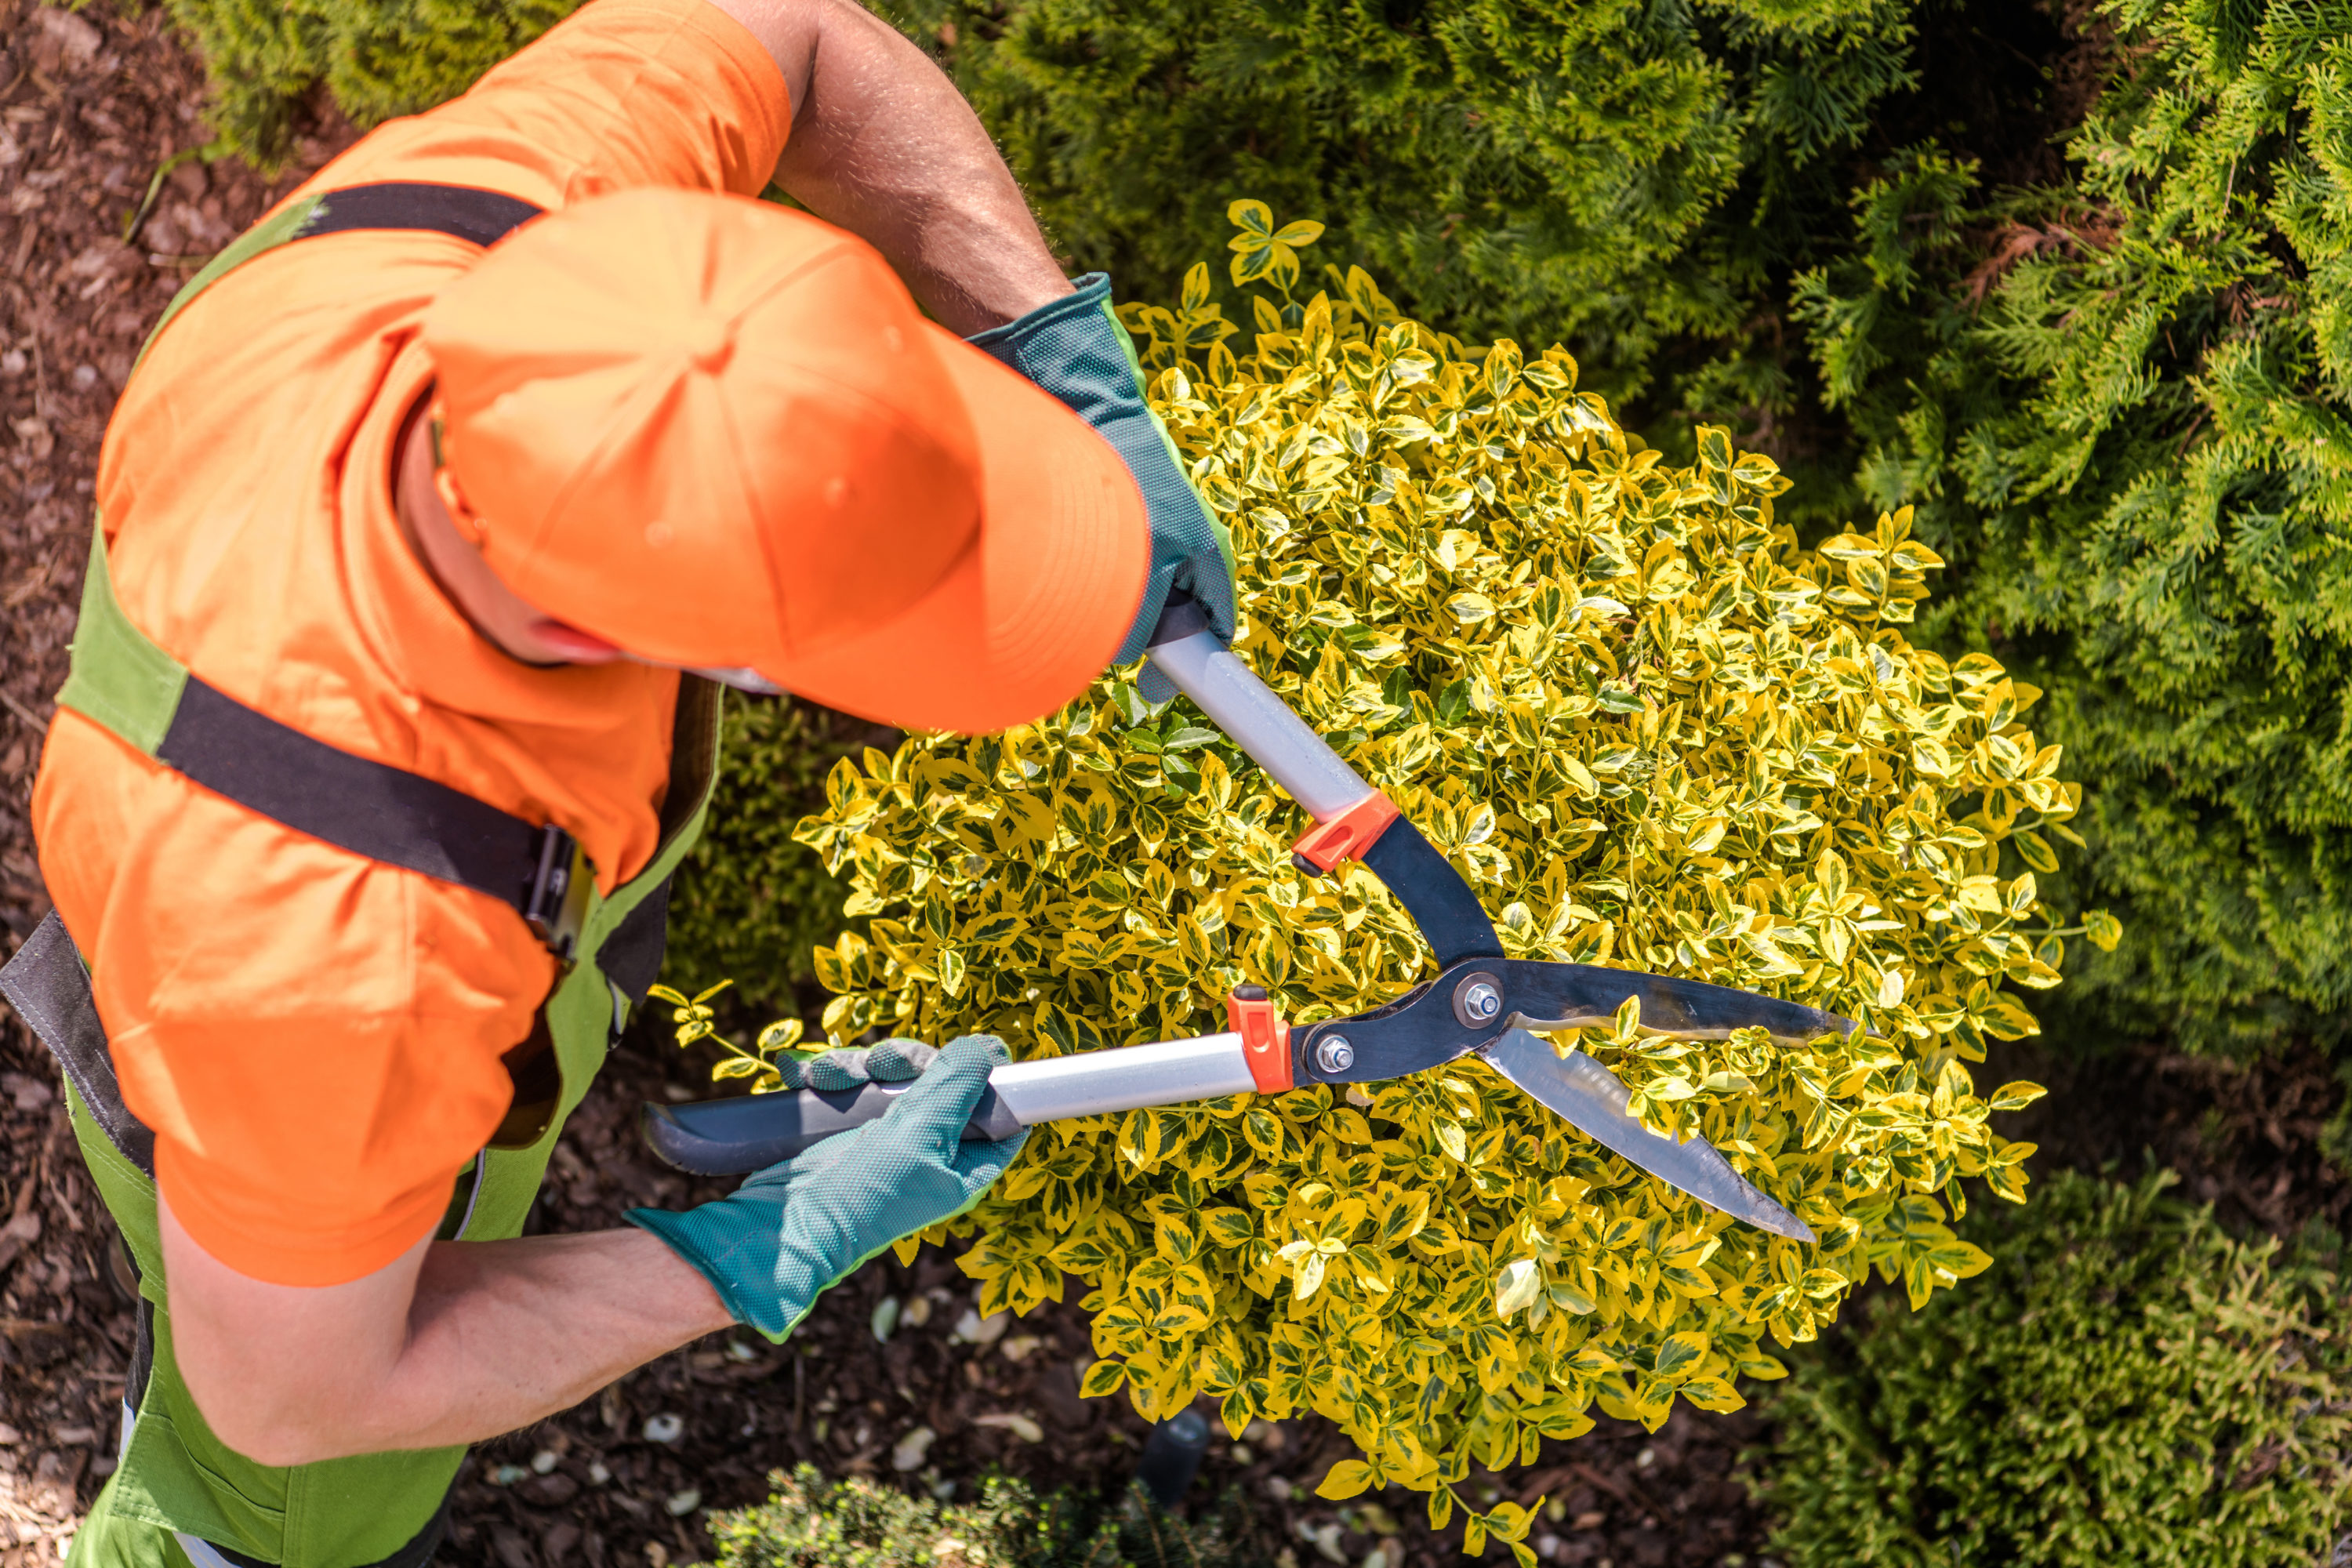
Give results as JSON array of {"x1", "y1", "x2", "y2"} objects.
[
  {"x1": 158, "y1": 677, "x2": 550, "y2": 916},
  {"x1": 598, "y1": 877, "x2": 673, "y2": 1007},
  {"x1": 296, "y1": 182, "x2": 543, "y2": 247},
  {"x1": 0, "y1": 910, "x2": 154, "y2": 1174}
]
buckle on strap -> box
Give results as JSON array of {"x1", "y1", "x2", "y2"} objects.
[{"x1": 522, "y1": 825, "x2": 593, "y2": 960}]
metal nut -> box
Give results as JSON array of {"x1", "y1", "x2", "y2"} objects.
[
  {"x1": 1315, "y1": 1035, "x2": 1356, "y2": 1075},
  {"x1": 1448, "y1": 971, "x2": 1508, "y2": 1029}
]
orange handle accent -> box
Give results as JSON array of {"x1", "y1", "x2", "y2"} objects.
[
  {"x1": 1226, "y1": 989, "x2": 1293, "y2": 1094},
  {"x1": 1290, "y1": 791, "x2": 1402, "y2": 873}
]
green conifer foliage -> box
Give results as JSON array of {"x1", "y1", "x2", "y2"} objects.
[
  {"x1": 897, "y1": 0, "x2": 1932, "y2": 404},
  {"x1": 708, "y1": 1467, "x2": 1263, "y2": 1568},
  {"x1": 165, "y1": 0, "x2": 577, "y2": 161},
  {"x1": 1757, "y1": 1169, "x2": 2352, "y2": 1566},
  {"x1": 1794, "y1": 0, "x2": 2352, "y2": 1046}
]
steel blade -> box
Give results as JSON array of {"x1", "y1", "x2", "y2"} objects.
[
  {"x1": 1479, "y1": 1027, "x2": 1815, "y2": 1241},
  {"x1": 1489, "y1": 960, "x2": 1857, "y2": 1047}
]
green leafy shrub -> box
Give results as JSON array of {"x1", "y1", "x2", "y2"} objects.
[
  {"x1": 707, "y1": 1465, "x2": 1261, "y2": 1568},
  {"x1": 775, "y1": 212, "x2": 2095, "y2": 1548},
  {"x1": 664, "y1": 695, "x2": 886, "y2": 1018},
  {"x1": 891, "y1": 0, "x2": 2013, "y2": 418},
  {"x1": 1756, "y1": 1167, "x2": 2352, "y2": 1566},
  {"x1": 164, "y1": 0, "x2": 577, "y2": 165},
  {"x1": 1792, "y1": 0, "x2": 2352, "y2": 1051}
]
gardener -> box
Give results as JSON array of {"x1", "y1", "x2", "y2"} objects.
[{"x1": 0, "y1": 0, "x2": 1235, "y2": 1563}]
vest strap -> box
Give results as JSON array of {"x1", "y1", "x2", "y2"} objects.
[
  {"x1": 296, "y1": 182, "x2": 543, "y2": 247},
  {"x1": 0, "y1": 910, "x2": 152, "y2": 1174},
  {"x1": 65, "y1": 181, "x2": 601, "y2": 953},
  {"x1": 157, "y1": 674, "x2": 589, "y2": 952}
]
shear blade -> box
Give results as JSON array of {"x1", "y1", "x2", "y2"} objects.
[
  {"x1": 1495, "y1": 960, "x2": 1858, "y2": 1047},
  {"x1": 1478, "y1": 1027, "x2": 1815, "y2": 1242}
]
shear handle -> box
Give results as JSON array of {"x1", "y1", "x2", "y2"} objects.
[
  {"x1": 644, "y1": 1032, "x2": 1260, "y2": 1177},
  {"x1": 1144, "y1": 595, "x2": 1377, "y2": 821}
]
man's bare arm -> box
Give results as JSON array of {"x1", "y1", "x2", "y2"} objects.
[
  {"x1": 707, "y1": 0, "x2": 1072, "y2": 334},
  {"x1": 162, "y1": 1193, "x2": 735, "y2": 1467}
]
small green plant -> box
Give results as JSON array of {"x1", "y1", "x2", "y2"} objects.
[
  {"x1": 162, "y1": 0, "x2": 579, "y2": 166},
  {"x1": 706, "y1": 1466, "x2": 1263, "y2": 1568},
  {"x1": 648, "y1": 979, "x2": 816, "y2": 1093},
  {"x1": 1756, "y1": 1167, "x2": 2352, "y2": 1566}
]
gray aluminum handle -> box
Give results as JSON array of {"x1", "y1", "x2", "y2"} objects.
[
  {"x1": 644, "y1": 1033, "x2": 1255, "y2": 1177},
  {"x1": 1144, "y1": 629, "x2": 1376, "y2": 820}
]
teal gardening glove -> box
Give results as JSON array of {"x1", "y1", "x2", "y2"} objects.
[
  {"x1": 627, "y1": 1034, "x2": 1025, "y2": 1341},
  {"x1": 968, "y1": 274, "x2": 1236, "y2": 693},
  {"x1": 767, "y1": 1037, "x2": 936, "y2": 1092}
]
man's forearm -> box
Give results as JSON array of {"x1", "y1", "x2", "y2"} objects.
[
  {"x1": 386, "y1": 1228, "x2": 738, "y2": 1454},
  {"x1": 163, "y1": 1195, "x2": 734, "y2": 1468},
  {"x1": 707, "y1": 0, "x2": 1072, "y2": 334}
]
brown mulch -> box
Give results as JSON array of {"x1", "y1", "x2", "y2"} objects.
[{"x1": 1981, "y1": 1029, "x2": 2352, "y2": 1237}]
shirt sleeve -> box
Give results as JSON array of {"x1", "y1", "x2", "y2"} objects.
[
  {"x1": 36, "y1": 717, "x2": 549, "y2": 1287},
  {"x1": 313, "y1": 0, "x2": 793, "y2": 209}
]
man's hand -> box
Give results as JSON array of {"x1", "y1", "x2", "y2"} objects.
[
  {"x1": 707, "y1": 0, "x2": 1073, "y2": 335},
  {"x1": 163, "y1": 1197, "x2": 735, "y2": 1468},
  {"x1": 628, "y1": 1034, "x2": 1025, "y2": 1338},
  {"x1": 969, "y1": 276, "x2": 1238, "y2": 665},
  {"x1": 766, "y1": 1036, "x2": 938, "y2": 1090}
]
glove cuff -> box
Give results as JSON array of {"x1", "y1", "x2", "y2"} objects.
[
  {"x1": 626, "y1": 1206, "x2": 795, "y2": 1342},
  {"x1": 966, "y1": 273, "x2": 1113, "y2": 370}
]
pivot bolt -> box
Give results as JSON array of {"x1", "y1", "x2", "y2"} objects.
[
  {"x1": 1315, "y1": 1035, "x2": 1356, "y2": 1075},
  {"x1": 1461, "y1": 980, "x2": 1503, "y2": 1022}
]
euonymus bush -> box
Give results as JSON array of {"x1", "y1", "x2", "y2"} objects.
[
  {"x1": 780, "y1": 212, "x2": 2098, "y2": 1548},
  {"x1": 1759, "y1": 1168, "x2": 2352, "y2": 1566},
  {"x1": 709, "y1": 1466, "x2": 1260, "y2": 1568}
]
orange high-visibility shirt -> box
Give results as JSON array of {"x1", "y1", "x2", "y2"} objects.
[{"x1": 31, "y1": 0, "x2": 791, "y2": 1286}]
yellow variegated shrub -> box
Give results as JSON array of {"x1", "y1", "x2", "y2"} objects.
[{"x1": 782, "y1": 208, "x2": 2108, "y2": 1550}]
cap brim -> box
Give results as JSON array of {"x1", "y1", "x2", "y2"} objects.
[{"x1": 771, "y1": 325, "x2": 1149, "y2": 734}]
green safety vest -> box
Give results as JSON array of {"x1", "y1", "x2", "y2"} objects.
[{"x1": 1, "y1": 181, "x2": 721, "y2": 1568}]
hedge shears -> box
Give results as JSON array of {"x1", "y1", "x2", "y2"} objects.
[{"x1": 645, "y1": 596, "x2": 1846, "y2": 1240}]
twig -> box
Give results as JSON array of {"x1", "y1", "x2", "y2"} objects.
[
  {"x1": 44, "y1": 1120, "x2": 82, "y2": 1234},
  {"x1": 0, "y1": 1145, "x2": 42, "y2": 1274},
  {"x1": 0, "y1": 688, "x2": 52, "y2": 731},
  {"x1": 122, "y1": 147, "x2": 201, "y2": 249}
]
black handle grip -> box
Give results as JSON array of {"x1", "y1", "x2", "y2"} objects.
[
  {"x1": 1146, "y1": 587, "x2": 1210, "y2": 648},
  {"x1": 642, "y1": 1082, "x2": 1023, "y2": 1177}
]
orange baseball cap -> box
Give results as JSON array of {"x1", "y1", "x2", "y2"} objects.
[{"x1": 419, "y1": 187, "x2": 1149, "y2": 733}]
